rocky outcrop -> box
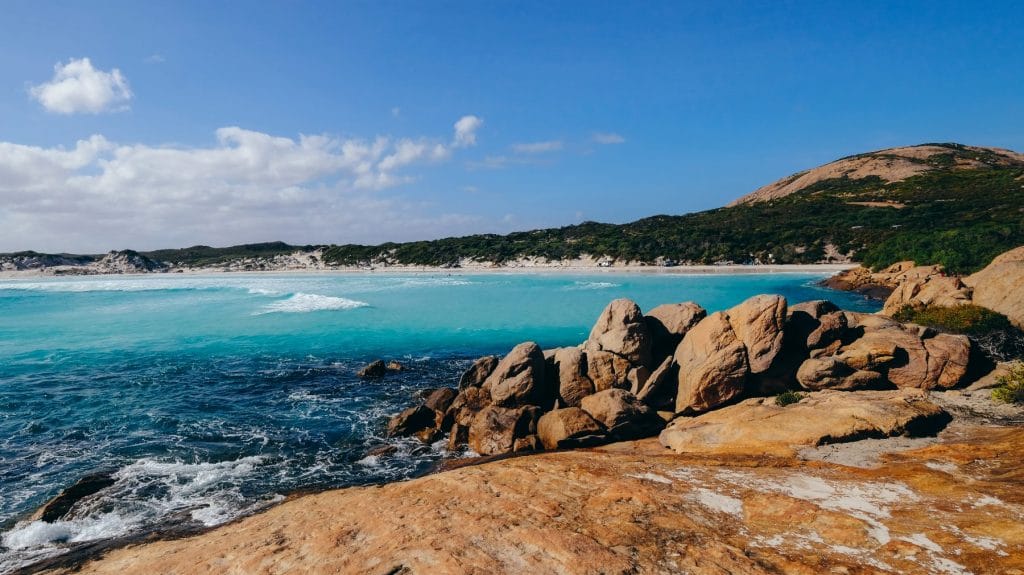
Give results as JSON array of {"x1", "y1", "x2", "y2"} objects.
[
  {"x1": 458, "y1": 355, "x2": 498, "y2": 389},
  {"x1": 579, "y1": 389, "x2": 663, "y2": 440},
  {"x1": 536, "y1": 407, "x2": 605, "y2": 449},
  {"x1": 468, "y1": 405, "x2": 541, "y2": 455},
  {"x1": 585, "y1": 349, "x2": 632, "y2": 391},
  {"x1": 727, "y1": 294, "x2": 787, "y2": 373},
  {"x1": 483, "y1": 342, "x2": 548, "y2": 407},
  {"x1": 57, "y1": 425, "x2": 1024, "y2": 575},
  {"x1": 674, "y1": 311, "x2": 749, "y2": 414},
  {"x1": 547, "y1": 347, "x2": 594, "y2": 407},
  {"x1": 966, "y1": 246, "x2": 1024, "y2": 328},
  {"x1": 882, "y1": 271, "x2": 972, "y2": 315},
  {"x1": 660, "y1": 389, "x2": 951, "y2": 456},
  {"x1": 585, "y1": 299, "x2": 653, "y2": 367},
  {"x1": 643, "y1": 302, "x2": 706, "y2": 361}
]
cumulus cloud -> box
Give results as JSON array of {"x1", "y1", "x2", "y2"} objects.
[
  {"x1": 453, "y1": 115, "x2": 483, "y2": 147},
  {"x1": 592, "y1": 132, "x2": 625, "y2": 144},
  {"x1": 29, "y1": 58, "x2": 133, "y2": 114},
  {"x1": 0, "y1": 119, "x2": 486, "y2": 252},
  {"x1": 511, "y1": 140, "x2": 563, "y2": 154}
]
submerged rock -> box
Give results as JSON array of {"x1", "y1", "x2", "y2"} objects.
[
  {"x1": 357, "y1": 360, "x2": 387, "y2": 378},
  {"x1": 32, "y1": 472, "x2": 116, "y2": 523}
]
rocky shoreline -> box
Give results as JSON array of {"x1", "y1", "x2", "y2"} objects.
[{"x1": 24, "y1": 247, "x2": 1024, "y2": 574}]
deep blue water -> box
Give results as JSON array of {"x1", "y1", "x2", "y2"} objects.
[{"x1": 0, "y1": 271, "x2": 878, "y2": 571}]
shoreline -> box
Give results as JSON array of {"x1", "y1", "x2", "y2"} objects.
[{"x1": 0, "y1": 263, "x2": 858, "y2": 280}]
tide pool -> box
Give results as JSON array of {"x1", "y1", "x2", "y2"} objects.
[{"x1": 0, "y1": 271, "x2": 878, "y2": 571}]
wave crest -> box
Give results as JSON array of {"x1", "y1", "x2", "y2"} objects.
[{"x1": 258, "y1": 293, "x2": 369, "y2": 314}]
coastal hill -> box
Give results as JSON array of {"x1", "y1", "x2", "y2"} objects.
[{"x1": 3, "y1": 142, "x2": 1022, "y2": 275}]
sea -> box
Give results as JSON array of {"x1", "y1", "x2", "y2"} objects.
[{"x1": 0, "y1": 271, "x2": 879, "y2": 572}]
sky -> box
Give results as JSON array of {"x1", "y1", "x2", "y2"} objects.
[{"x1": 1, "y1": 1, "x2": 1022, "y2": 253}]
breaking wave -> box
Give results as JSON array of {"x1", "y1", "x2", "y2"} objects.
[{"x1": 257, "y1": 293, "x2": 370, "y2": 314}]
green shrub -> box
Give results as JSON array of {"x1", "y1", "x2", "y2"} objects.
[
  {"x1": 775, "y1": 391, "x2": 805, "y2": 407},
  {"x1": 992, "y1": 363, "x2": 1024, "y2": 404},
  {"x1": 892, "y1": 304, "x2": 1013, "y2": 336}
]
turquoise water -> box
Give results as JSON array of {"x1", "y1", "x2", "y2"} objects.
[{"x1": 0, "y1": 271, "x2": 878, "y2": 571}]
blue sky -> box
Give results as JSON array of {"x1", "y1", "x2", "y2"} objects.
[{"x1": 1, "y1": 1, "x2": 1021, "y2": 252}]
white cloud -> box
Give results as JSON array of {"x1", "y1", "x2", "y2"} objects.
[
  {"x1": 511, "y1": 140, "x2": 563, "y2": 154},
  {"x1": 453, "y1": 115, "x2": 483, "y2": 147},
  {"x1": 145, "y1": 54, "x2": 166, "y2": 64},
  {"x1": 592, "y1": 132, "x2": 626, "y2": 145},
  {"x1": 0, "y1": 120, "x2": 488, "y2": 252},
  {"x1": 29, "y1": 58, "x2": 133, "y2": 115}
]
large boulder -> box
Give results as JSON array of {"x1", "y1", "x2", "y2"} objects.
[
  {"x1": 843, "y1": 327, "x2": 972, "y2": 390},
  {"x1": 580, "y1": 389, "x2": 664, "y2": 440},
  {"x1": 585, "y1": 349, "x2": 632, "y2": 392},
  {"x1": 643, "y1": 302, "x2": 706, "y2": 362},
  {"x1": 536, "y1": 407, "x2": 606, "y2": 450},
  {"x1": 796, "y1": 356, "x2": 886, "y2": 391},
  {"x1": 387, "y1": 405, "x2": 437, "y2": 439},
  {"x1": 459, "y1": 355, "x2": 499, "y2": 389},
  {"x1": 660, "y1": 389, "x2": 952, "y2": 456},
  {"x1": 548, "y1": 347, "x2": 595, "y2": 407},
  {"x1": 674, "y1": 312, "x2": 749, "y2": 414},
  {"x1": 483, "y1": 342, "x2": 548, "y2": 407},
  {"x1": 468, "y1": 404, "x2": 541, "y2": 456},
  {"x1": 585, "y1": 299, "x2": 653, "y2": 367},
  {"x1": 445, "y1": 386, "x2": 492, "y2": 429},
  {"x1": 882, "y1": 274, "x2": 973, "y2": 316},
  {"x1": 965, "y1": 246, "x2": 1024, "y2": 329},
  {"x1": 727, "y1": 295, "x2": 788, "y2": 374},
  {"x1": 424, "y1": 387, "x2": 457, "y2": 414}
]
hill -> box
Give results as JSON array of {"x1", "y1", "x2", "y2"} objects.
[{"x1": 323, "y1": 143, "x2": 1024, "y2": 274}]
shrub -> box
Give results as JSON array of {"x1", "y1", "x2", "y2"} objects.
[
  {"x1": 775, "y1": 391, "x2": 805, "y2": 407},
  {"x1": 992, "y1": 363, "x2": 1024, "y2": 404},
  {"x1": 892, "y1": 305, "x2": 1013, "y2": 336}
]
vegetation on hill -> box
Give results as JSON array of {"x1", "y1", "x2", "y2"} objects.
[
  {"x1": 141, "y1": 242, "x2": 314, "y2": 267},
  {"x1": 323, "y1": 144, "x2": 1024, "y2": 273}
]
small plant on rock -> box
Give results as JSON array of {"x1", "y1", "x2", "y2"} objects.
[
  {"x1": 775, "y1": 390, "x2": 805, "y2": 407},
  {"x1": 992, "y1": 362, "x2": 1024, "y2": 404}
]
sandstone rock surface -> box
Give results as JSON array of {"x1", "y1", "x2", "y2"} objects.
[
  {"x1": 966, "y1": 245, "x2": 1024, "y2": 328},
  {"x1": 548, "y1": 347, "x2": 594, "y2": 407},
  {"x1": 52, "y1": 425, "x2": 1024, "y2": 575},
  {"x1": 484, "y1": 342, "x2": 548, "y2": 407},
  {"x1": 660, "y1": 389, "x2": 951, "y2": 456},
  {"x1": 727, "y1": 294, "x2": 787, "y2": 373},
  {"x1": 585, "y1": 299, "x2": 652, "y2": 367},
  {"x1": 643, "y1": 302, "x2": 706, "y2": 361},
  {"x1": 674, "y1": 312, "x2": 749, "y2": 414},
  {"x1": 468, "y1": 405, "x2": 541, "y2": 456},
  {"x1": 579, "y1": 389, "x2": 663, "y2": 440},
  {"x1": 536, "y1": 407, "x2": 605, "y2": 450}
]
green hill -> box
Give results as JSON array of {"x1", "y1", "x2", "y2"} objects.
[{"x1": 323, "y1": 143, "x2": 1024, "y2": 274}]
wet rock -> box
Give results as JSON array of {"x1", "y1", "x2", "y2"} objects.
[
  {"x1": 580, "y1": 389, "x2": 664, "y2": 441},
  {"x1": 585, "y1": 298, "x2": 653, "y2": 367},
  {"x1": 483, "y1": 342, "x2": 548, "y2": 407},
  {"x1": 364, "y1": 444, "x2": 399, "y2": 458},
  {"x1": 32, "y1": 472, "x2": 116, "y2": 523},
  {"x1": 468, "y1": 405, "x2": 541, "y2": 456},
  {"x1": 386, "y1": 360, "x2": 405, "y2": 372},
  {"x1": 537, "y1": 407, "x2": 605, "y2": 450},
  {"x1": 357, "y1": 360, "x2": 387, "y2": 378},
  {"x1": 424, "y1": 387, "x2": 457, "y2": 414},
  {"x1": 386, "y1": 405, "x2": 437, "y2": 438},
  {"x1": 458, "y1": 355, "x2": 499, "y2": 389},
  {"x1": 674, "y1": 311, "x2": 749, "y2": 414}
]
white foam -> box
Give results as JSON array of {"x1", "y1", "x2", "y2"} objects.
[
  {"x1": 257, "y1": 293, "x2": 369, "y2": 314},
  {"x1": 563, "y1": 281, "x2": 621, "y2": 291}
]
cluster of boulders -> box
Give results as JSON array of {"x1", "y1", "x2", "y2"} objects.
[{"x1": 385, "y1": 293, "x2": 989, "y2": 456}]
